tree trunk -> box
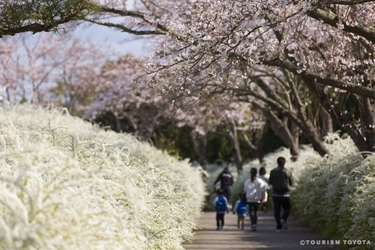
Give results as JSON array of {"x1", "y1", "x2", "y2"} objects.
[
  {"x1": 213, "y1": 121, "x2": 244, "y2": 175},
  {"x1": 226, "y1": 120, "x2": 243, "y2": 175},
  {"x1": 254, "y1": 102, "x2": 300, "y2": 159},
  {"x1": 250, "y1": 77, "x2": 329, "y2": 157},
  {"x1": 320, "y1": 107, "x2": 333, "y2": 139},
  {"x1": 359, "y1": 96, "x2": 375, "y2": 153},
  {"x1": 290, "y1": 121, "x2": 300, "y2": 161},
  {"x1": 228, "y1": 129, "x2": 243, "y2": 175},
  {"x1": 240, "y1": 130, "x2": 265, "y2": 163},
  {"x1": 287, "y1": 77, "x2": 330, "y2": 157},
  {"x1": 191, "y1": 132, "x2": 207, "y2": 168},
  {"x1": 302, "y1": 76, "x2": 373, "y2": 157}
]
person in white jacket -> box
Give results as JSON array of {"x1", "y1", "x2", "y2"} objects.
[{"x1": 244, "y1": 167, "x2": 268, "y2": 231}]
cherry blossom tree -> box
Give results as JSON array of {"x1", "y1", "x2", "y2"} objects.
[
  {"x1": 80, "y1": 53, "x2": 264, "y2": 171},
  {"x1": 69, "y1": 0, "x2": 373, "y2": 157},
  {"x1": 172, "y1": 93, "x2": 264, "y2": 172},
  {"x1": 83, "y1": 54, "x2": 175, "y2": 141},
  {"x1": 132, "y1": 0, "x2": 375, "y2": 156},
  {"x1": 0, "y1": 33, "x2": 109, "y2": 115},
  {"x1": 3, "y1": 0, "x2": 375, "y2": 157},
  {"x1": 228, "y1": 65, "x2": 332, "y2": 158}
]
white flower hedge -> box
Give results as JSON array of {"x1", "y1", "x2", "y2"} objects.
[
  {"x1": 0, "y1": 103, "x2": 205, "y2": 250},
  {"x1": 292, "y1": 133, "x2": 375, "y2": 250}
]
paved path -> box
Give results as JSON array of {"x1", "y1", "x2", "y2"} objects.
[{"x1": 182, "y1": 211, "x2": 339, "y2": 250}]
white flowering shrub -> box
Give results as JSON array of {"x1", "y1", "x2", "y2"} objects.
[
  {"x1": 291, "y1": 133, "x2": 375, "y2": 250},
  {"x1": 0, "y1": 103, "x2": 205, "y2": 250}
]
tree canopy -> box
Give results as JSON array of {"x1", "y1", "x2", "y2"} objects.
[
  {"x1": 135, "y1": 0, "x2": 375, "y2": 156},
  {"x1": 0, "y1": 0, "x2": 96, "y2": 37},
  {"x1": 2, "y1": 0, "x2": 375, "y2": 162}
]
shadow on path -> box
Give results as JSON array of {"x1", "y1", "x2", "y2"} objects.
[{"x1": 182, "y1": 211, "x2": 339, "y2": 250}]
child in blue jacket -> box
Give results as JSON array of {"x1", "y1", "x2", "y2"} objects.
[
  {"x1": 233, "y1": 192, "x2": 248, "y2": 230},
  {"x1": 213, "y1": 188, "x2": 229, "y2": 230}
]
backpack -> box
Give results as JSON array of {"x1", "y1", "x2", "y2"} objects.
[
  {"x1": 216, "y1": 196, "x2": 227, "y2": 212},
  {"x1": 237, "y1": 202, "x2": 247, "y2": 215}
]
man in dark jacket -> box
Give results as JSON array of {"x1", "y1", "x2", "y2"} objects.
[
  {"x1": 269, "y1": 157, "x2": 294, "y2": 232},
  {"x1": 213, "y1": 166, "x2": 234, "y2": 203}
]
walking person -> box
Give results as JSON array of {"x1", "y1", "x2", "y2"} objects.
[
  {"x1": 258, "y1": 166, "x2": 270, "y2": 213},
  {"x1": 213, "y1": 188, "x2": 229, "y2": 230},
  {"x1": 269, "y1": 156, "x2": 294, "y2": 232},
  {"x1": 244, "y1": 167, "x2": 268, "y2": 231},
  {"x1": 258, "y1": 165, "x2": 270, "y2": 185},
  {"x1": 213, "y1": 166, "x2": 234, "y2": 204},
  {"x1": 232, "y1": 192, "x2": 247, "y2": 230}
]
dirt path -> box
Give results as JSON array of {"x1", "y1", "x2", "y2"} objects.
[{"x1": 182, "y1": 211, "x2": 339, "y2": 250}]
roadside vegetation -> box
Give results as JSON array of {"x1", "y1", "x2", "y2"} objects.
[
  {"x1": 0, "y1": 103, "x2": 205, "y2": 250},
  {"x1": 205, "y1": 134, "x2": 374, "y2": 250}
]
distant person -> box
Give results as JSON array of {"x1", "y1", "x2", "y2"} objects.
[
  {"x1": 213, "y1": 188, "x2": 229, "y2": 230},
  {"x1": 258, "y1": 166, "x2": 270, "y2": 213},
  {"x1": 213, "y1": 166, "x2": 234, "y2": 203},
  {"x1": 269, "y1": 156, "x2": 294, "y2": 232},
  {"x1": 258, "y1": 165, "x2": 270, "y2": 185},
  {"x1": 244, "y1": 167, "x2": 268, "y2": 231},
  {"x1": 233, "y1": 192, "x2": 247, "y2": 230}
]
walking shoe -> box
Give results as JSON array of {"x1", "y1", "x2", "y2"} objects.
[
  {"x1": 252, "y1": 225, "x2": 256, "y2": 231},
  {"x1": 220, "y1": 227, "x2": 223, "y2": 230},
  {"x1": 216, "y1": 227, "x2": 220, "y2": 230},
  {"x1": 275, "y1": 229, "x2": 281, "y2": 232},
  {"x1": 280, "y1": 219, "x2": 288, "y2": 230}
]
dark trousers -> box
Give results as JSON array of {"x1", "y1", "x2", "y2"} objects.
[
  {"x1": 222, "y1": 185, "x2": 232, "y2": 203},
  {"x1": 216, "y1": 213, "x2": 225, "y2": 228},
  {"x1": 248, "y1": 202, "x2": 260, "y2": 226},
  {"x1": 272, "y1": 196, "x2": 291, "y2": 229}
]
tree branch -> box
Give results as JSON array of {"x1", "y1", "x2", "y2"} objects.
[
  {"x1": 307, "y1": 8, "x2": 375, "y2": 44},
  {"x1": 264, "y1": 58, "x2": 375, "y2": 99},
  {"x1": 83, "y1": 18, "x2": 167, "y2": 35}
]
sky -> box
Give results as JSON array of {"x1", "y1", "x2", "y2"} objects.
[{"x1": 74, "y1": 23, "x2": 150, "y2": 56}]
